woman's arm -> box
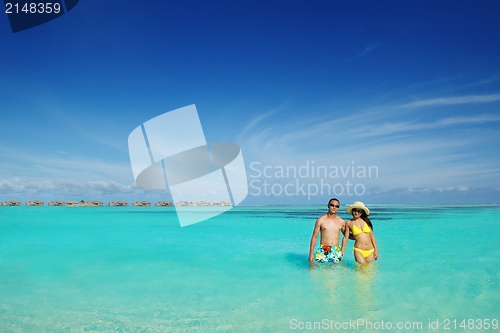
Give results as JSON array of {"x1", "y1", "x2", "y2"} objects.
[
  {"x1": 345, "y1": 219, "x2": 355, "y2": 240},
  {"x1": 370, "y1": 231, "x2": 379, "y2": 260}
]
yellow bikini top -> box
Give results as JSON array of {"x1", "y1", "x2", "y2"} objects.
[{"x1": 352, "y1": 221, "x2": 371, "y2": 236}]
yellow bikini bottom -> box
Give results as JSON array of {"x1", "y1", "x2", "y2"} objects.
[{"x1": 354, "y1": 247, "x2": 374, "y2": 258}]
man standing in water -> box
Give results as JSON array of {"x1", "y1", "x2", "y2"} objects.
[{"x1": 308, "y1": 198, "x2": 347, "y2": 263}]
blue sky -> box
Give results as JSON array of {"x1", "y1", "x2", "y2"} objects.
[{"x1": 0, "y1": 0, "x2": 499, "y2": 205}]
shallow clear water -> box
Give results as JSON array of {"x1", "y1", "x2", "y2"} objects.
[{"x1": 0, "y1": 205, "x2": 499, "y2": 332}]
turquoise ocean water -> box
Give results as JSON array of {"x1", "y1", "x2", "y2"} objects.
[{"x1": 0, "y1": 205, "x2": 499, "y2": 332}]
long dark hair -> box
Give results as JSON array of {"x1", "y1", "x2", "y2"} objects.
[{"x1": 360, "y1": 212, "x2": 373, "y2": 230}]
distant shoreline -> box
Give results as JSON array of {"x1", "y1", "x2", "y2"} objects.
[
  {"x1": 0, "y1": 200, "x2": 236, "y2": 207},
  {"x1": 1, "y1": 203, "x2": 498, "y2": 207}
]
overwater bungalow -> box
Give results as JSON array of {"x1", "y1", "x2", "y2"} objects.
[
  {"x1": 155, "y1": 201, "x2": 173, "y2": 206},
  {"x1": 25, "y1": 200, "x2": 44, "y2": 206},
  {"x1": 108, "y1": 201, "x2": 128, "y2": 206},
  {"x1": 1, "y1": 200, "x2": 21, "y2": 206},
  {"x1": 48, "y1": 200, "x2": 67, "y2": 206},
  {"x1": 132, "y1": 201, "x2": 151, "y2": 206}
]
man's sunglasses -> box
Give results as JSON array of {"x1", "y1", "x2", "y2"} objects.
[{"x1": 329, "y1": 204, "x2": 340, "y2": 208}]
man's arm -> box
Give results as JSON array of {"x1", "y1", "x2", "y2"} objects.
[
  {"x1": 340, "y1": 223, "x2": 350, "y2": 256},
  {"x1": 308, "y1": 218, "x2": 321, "y2": 262}
]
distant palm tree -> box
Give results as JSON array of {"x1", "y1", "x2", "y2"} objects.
[{"x1": 80, "y1": 200, "x2": 85, "y2": 204}]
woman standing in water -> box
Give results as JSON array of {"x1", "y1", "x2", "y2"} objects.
[{"x1": 342, "y1": 201, "x2": 379, "y2": 264}]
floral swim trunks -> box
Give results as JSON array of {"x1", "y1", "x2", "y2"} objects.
[{"x1": 315, "y1": 244, "x2": 342, "y2": 263}]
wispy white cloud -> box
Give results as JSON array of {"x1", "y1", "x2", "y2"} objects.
[
  {"x1": 238, "y1": 99, "x2": 500, "y2": 193},
  {"x1": 240, "y1": 104, "x2": 500, "y2": 156},
  {"x1": 0, "y1": 178, "x2": 171, "y2": 204},
  {"x1": 352, "y1": 114, "x2": 500, "y2": 138},
  {"x1": 364, "y1": 185, "x2": 500, "y2": 200},
  {"x1": 456, "y1": 76, "x2": 500, "y2": 90},
  {"x1": 237, "y1": 103, "x2": 288, "y2": 141},
  {"x1": 400, "y1": 94, "x2": 500, "y2": 108},
  {"x1": 436, "y1": 114, "x2": 500, "y2": 125},
  {"x1": 350, "y1": 43, "x2": 381, "y2": 61},
  {"x1": 0, "y1": 179, "x2": 134, "y2": 193},
  {"x1": 0, "y1": 146, "x2": 170, "y2": 202},
  {"x1": 0, "y1": 146, "x2": 133, "y2": 183},
  {"x1": 248, "y1": 95, "x2": 497, "y2": 148},
  {"x1": 0, "y1": 180, "x2": 24, "y2": 191},
  {"x1": 329, "y1": 43, "x2": 382, "y2": 69},
  {"x1": 40, "y1": 96, "x2": 130, "y2": 153}
]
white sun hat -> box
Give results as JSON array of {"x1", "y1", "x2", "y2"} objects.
[{"x1": 346, "y1": 201, "x2": 370, "y2": 215}]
